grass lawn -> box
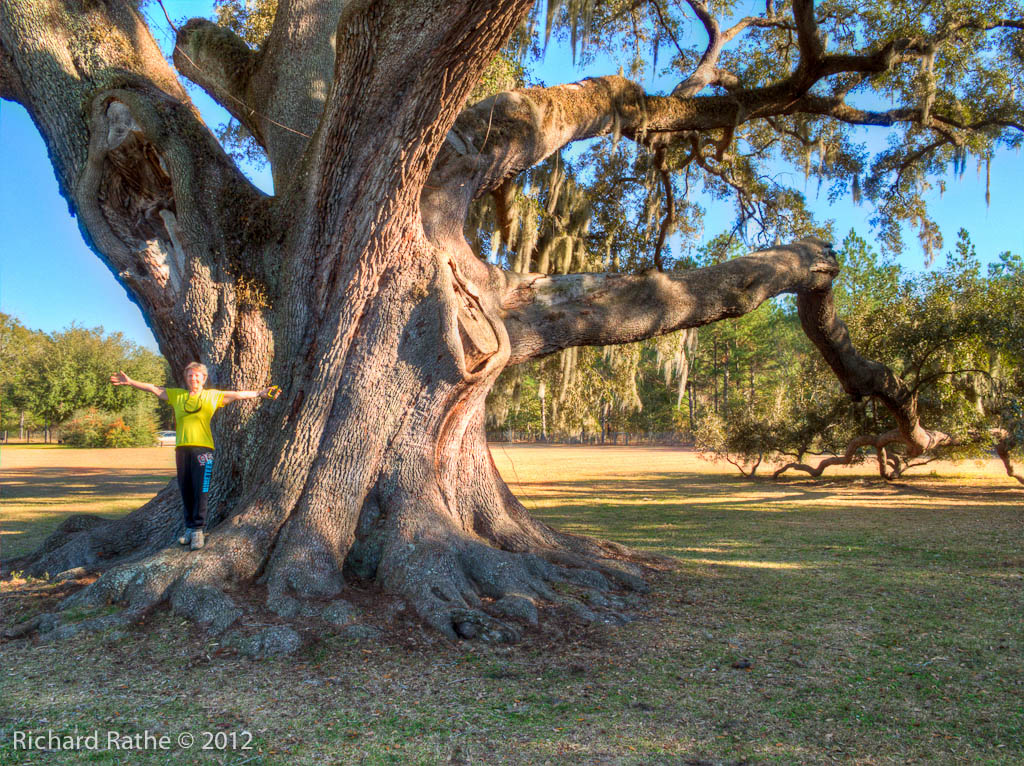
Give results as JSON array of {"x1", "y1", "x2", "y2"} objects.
[
  {"x1": 1, "y1": 446, "x2": 175, "y2": 560},
  {"x1": 1, "y1": 444, "x2": 1022, "y2": 764}
]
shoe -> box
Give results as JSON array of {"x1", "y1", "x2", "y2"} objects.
[
  {"x1": 190, "y1": 529, "x2": 205, "y2": 550},
  {"x1": 178, "y1": 528, "x2": 193, "y2": 545}
]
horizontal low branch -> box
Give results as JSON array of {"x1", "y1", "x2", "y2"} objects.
[
  {"x1": 777, "y1": 428, "x2": 1024, "y2": 486},
  {"x1": 500, "y1": 237, "x2": 838, "y2": 364},
  {"x1": 773, "y1": 430, "x2": 909, "y2": 479},
  {"x1": 502, "y1": 233, "x2": 973, "y2": 479}
]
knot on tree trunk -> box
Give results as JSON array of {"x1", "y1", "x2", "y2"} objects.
[
  {"x1": 448, "y1": 259, "x2": 499, "y2": 374},
  {"x1": 99, "y1": 101, "x2": 176, "y2": 252}
]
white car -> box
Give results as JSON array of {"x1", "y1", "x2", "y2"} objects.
[{"x1": 157, "y1": 430, "x2": 176, "y2": 446}]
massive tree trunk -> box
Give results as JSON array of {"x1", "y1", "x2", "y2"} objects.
[{"x1": 1, "y1": 0, "x2": 985, "y2": 641}]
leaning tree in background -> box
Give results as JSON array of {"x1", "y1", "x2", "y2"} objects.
[
  {"x1": 691, "y1": 231, "x2": 1024, "y2": 481},
  {"x1": 770, "y1": 230, "x2": 1024, "y2": 480},
  {"x1": 3, "y1": 0, "x2": 1022, "y2": 641}
]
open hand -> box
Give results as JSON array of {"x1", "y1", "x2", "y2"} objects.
[{"x1": 110, "y1": 370, "x2": 131, "y2": 386}]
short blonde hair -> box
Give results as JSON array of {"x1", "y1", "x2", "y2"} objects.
[{"x1": 183, "y1": 362, "x2": 208, "y2": 378}]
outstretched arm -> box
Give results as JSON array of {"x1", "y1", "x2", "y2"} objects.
[
  {"x1": 109, "y1": 371, "x2": 167, "y2": 401},
  {"x1": 221, "y1": 387, "x2": 276, "y2": 404}
]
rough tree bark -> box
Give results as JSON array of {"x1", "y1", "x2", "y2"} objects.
[{"x1": 3, "y1": 0, "x2": 1014, "y2": 642}]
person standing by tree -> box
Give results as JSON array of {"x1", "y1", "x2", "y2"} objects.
[{"x1": 110, "y1": 363, "x2": 275, "y2": 550}]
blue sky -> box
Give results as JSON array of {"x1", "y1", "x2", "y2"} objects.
[{"x1": 2, "y1": 1, "x2": 1022, "y2": 350}]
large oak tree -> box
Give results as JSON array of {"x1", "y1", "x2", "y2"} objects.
[{"x1": 3, "y1": 0, "x2": 1021, "y2": 641}]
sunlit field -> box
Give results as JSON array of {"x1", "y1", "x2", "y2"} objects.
[
  {"x1": 1, "y1": 446, "x2": 176, "y2": 560},
  {"x1": 2, "y1": 444, "x2": 1021, "y2": 765},
  {"x1": 2, "y1": 443, "x2": 1013, "y2": 561}
]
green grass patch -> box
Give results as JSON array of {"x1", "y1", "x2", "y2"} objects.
[{"x1": 1, "y1": 446, "x2": 1022, "y2": 764}]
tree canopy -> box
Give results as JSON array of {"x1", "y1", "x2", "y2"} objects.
[
  {"x1": 0, "y1": 314, "x2": 167, "y2": 443},
  {"x1": 208, "y1": 0, "x2": 1024, "y2": 262}
]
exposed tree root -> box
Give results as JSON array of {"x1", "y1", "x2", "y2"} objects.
[
  {"x1": 3, "y1": 484, "x2": 183, "y2": 580},
  {"x1": 6, "y1": 509, "x2": 285, "y2": 643},
  {"x1": 7, "y1": 453, "x2": 665, "y2": 646},
  {"x1": 55, "y1": 545, "x2": 245, "y2": 634},
  {"x1": 361, "y1": 442, "x2": 662, "y2": 642},
  {"x1": 376, "y1": 534, "x2": 650, "y2": 642},
  {"x1": 8, "y1": 522, "x2": 659, "y2": 646}
]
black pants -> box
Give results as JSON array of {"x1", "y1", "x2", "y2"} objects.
[{"x1": 175, "y1": 446, "x2": 214, "y2": 529}]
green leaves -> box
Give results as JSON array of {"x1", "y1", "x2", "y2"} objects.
[
  {"x1": 0, "y1": 314, "x2": 167, "y2": 437},
  {"x1": 213, "y1": 0, "x2": 276, "y2": 48}
]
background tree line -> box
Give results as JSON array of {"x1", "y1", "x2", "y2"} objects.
[
  {"x1": 3, "y1": 222, "x2": 1019, "y2": 474},
  {"x1": 484, "y1": 228, "x2": 1024, "y2": 482},
  {"x1": 0, "y1": 315, "x2": 168, "y2": 446}
]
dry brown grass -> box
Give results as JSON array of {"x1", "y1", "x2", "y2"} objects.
[
  {"x1": 2, "y1": 443, "x2": 1011, "y2": 562},
  {"x1": 1, "y1": 446, "x2": 175, "y2": 560},
  {"x1": 491, "y1": 442, "x2": 1015, "y2": 480},
  {"x1": 1, "y1": 445, "x2": 1021, "y2": 765}
]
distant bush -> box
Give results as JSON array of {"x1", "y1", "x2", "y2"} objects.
[
  {"x1": 694, "y1": 410, "x2": 777, "y2": 477},
  {"x1": 63, "y1": 407, "x2": 156, "y2": 447}
]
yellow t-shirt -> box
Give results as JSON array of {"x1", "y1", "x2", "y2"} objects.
[{"x1": 166, "y1": 388, "x2": 224, "y2": 449}]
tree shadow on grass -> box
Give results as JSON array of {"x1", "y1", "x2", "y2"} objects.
[
  {"x1": 512, "y1": 472, "x2": 1020, "y2": 511},
  {"x1": 1, "y1": 467, "x2": 169, "y2": 502},
  {"x1": 1, "y1": 468, "x2": 170, "y2": 562},
  {"x1": 512, "y1": 473, "x2": 1021, "y2": 565}
]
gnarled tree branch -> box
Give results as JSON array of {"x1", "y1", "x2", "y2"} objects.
[
  {"x1": 773, "y1": 430, "x2": 913, "y2": 480},
  {"x1": 796, "y1": 289, "x2": 951, "y2": 458},
  {"x1": 994, "y1": 433, "x2": 1024, "y2": 486},
  {"x1": 500, "y1": 237, "x2": 838, "y2": 364},
  {"x1": 0, "y1": 0, "x2": 186, "y2": 198},
  {"x1": 430, "y1": 3, "x2": 1023, "y2": 221},
  {"x1": 173, "y1": 19, "x2": 262, "y2": 140},
  {"x1": 792, "y1": 0, "x2": 826, "y2": 71},
  {"x1": 431, "y1": 55, "x2": 889, "y2": 207},
  {"x1": 1, "y1": 0, "x2": 279, "y2": 380},
  {"x1": 174, "y1": 0, "x2": 347, "y2": 190}
]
